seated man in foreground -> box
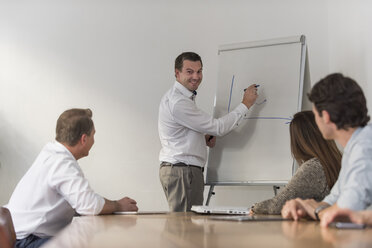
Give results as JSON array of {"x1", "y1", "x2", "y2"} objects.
[
  {"x1": 7, "y1": 108, "x2": 138, "y2": 248},
  {"x1": 281, "y1": 73, "x2": 372, "y2": 223}
]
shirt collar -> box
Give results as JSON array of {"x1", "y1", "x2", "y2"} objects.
[
  {"x1": 344, "y1": 126, "x2": 362, "y2": 153},
  {"x1": 53, "y1": 141, "x2": 77, "y2": 161},
  {"x1": 174, "y1": 81, "x2": 195, "y2": 100}
]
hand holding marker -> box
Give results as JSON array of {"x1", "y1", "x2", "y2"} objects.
[
  {"x1": 209, "y1": 85, "x2": 260, "y2": 142},
  {"x1": 244, "y1": 84, "x2": 261, "y2": 107}
]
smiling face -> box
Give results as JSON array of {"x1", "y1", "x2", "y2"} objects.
[{"x1": 175, "y1": 60, "x2": 203, "y2": 92}]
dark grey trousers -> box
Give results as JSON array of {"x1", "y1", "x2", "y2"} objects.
[
  {"x1": 159, "y1": 165, "x2": 204, "y2": 212},
  {"x1": 16, "y1": 235, "x2": 50, "y2": 248}
]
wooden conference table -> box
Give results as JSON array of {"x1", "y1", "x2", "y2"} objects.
[{"x1": 43, "y1": 212, "x2": 372, "y2": 248}]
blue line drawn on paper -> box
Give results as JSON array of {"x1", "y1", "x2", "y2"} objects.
[
  {"x1": 227, "y1": 75, "x2": 235, "y2": 113},
  {"x1": 255, "y1": 98, "x2": 267, "y2": 105}
]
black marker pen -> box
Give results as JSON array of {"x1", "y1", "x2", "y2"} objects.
[{"x1": 244, "y1": 85, "x2": 260, "y2": 91}]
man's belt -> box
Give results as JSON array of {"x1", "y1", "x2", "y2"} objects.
[{"x1": 160, "y1": 162, "x2": 204, "y2": 172}]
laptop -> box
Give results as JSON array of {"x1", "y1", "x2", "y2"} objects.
[{"x1": 191, "y1": 205, "x2": 250, "y2": 215}]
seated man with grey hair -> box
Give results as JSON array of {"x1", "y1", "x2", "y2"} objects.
[{"x1": 7, "y1": 108, "x2": 138, "y2": 248}]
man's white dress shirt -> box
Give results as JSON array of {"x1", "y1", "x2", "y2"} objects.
[
  {"x1": 7, "y1": 141, "x2": 105, "y2": 239},
  {"x1": 158, "y1": 81, "x2": 249, "y2": 167}
]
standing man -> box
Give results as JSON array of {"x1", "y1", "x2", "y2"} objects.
[
  {"x1": 158, "y1": 52, "x2": 258, "y2": 212},
  {"x1": 7, "y1": 108, "x2": 138, "y2": 248},
  {"x1": 281, "y1": 73, "x2": 372, "y2": 223}
]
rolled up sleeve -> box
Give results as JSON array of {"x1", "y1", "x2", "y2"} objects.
[{"x1": 49, "y1": 160, "x2": 105, "y2": 215}]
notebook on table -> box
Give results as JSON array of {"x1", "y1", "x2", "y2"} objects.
[
  {"x1": 191, "y1": 205, "x2": 250, "y2": 215},
  {"x1": 210, "y1": 215, "x2": 290, "y2": 221},
  {"x1": 113, "y1": 211, "x2": 168, "y2": 215}
]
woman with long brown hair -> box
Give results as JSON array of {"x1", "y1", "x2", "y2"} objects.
[{"x1": 251, "y1": 110, "x2": 342, "y2": 214}]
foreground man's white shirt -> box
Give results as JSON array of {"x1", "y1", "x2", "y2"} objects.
[{"x1": 7, "y1": 141, "x2": 105, "y2": 239}]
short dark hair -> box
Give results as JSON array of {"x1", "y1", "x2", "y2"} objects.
[
  {"x1": 56, "y1": 108, "x2": 94, "y2": 146},
  {"x1": 308, "y1": 73, "x2": 370, "y2": 129},
  {"x1": 175, "y1": 52, "x2": 203, "y2": 72}
]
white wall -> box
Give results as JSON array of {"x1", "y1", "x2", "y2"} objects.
[
  {"x1": 0, "y1": 0, "x2": 369, "y2": 210},
  {"x1": 327, "y1": 0, "x2": 372, "y2": 113}
]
